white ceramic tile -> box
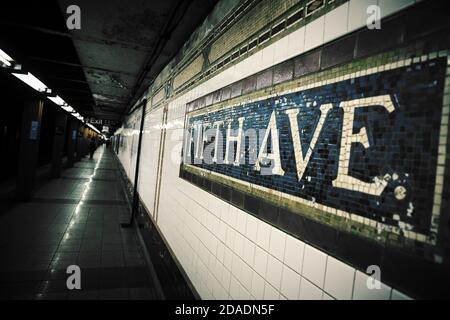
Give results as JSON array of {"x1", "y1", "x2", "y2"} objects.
[
  {"x1": 231, "y1": 253, "x2": 243, "y2": 279},
  {"x1": 261, "y1": 43, "x2": 275, "y2": 69},
  {"x1": 229, "y1": 275, "x2": 240, "y2": 299},
  {"x1": 212, "y1": 258, "x2": 223, "y2": 282},
  {"x1": 254, "y1": 245, "x2": 268, "y2": 277},
  {"x1": 251, "y1": 271, "x2": 265, "y2": 299},
  {"x1": 218, "y1": 221, "x2": 227, "y2": 243},
  {"x1": 352, "y1": 270, "x2": 391, "y2": 300},
  {"x1": 324, "y1": 256, "x2": 355, "y2": 300},
  {"x1": 280, "y1": 265, "x2": 301, "y2": 300},
  {"x1": 286, "y1": 27, "x2": 305, "y2": 60},
  {"x1": 266, "y1": 254, "x2": 283, "y2": 290},
  {"x1": 263, "y1": 282, "x2": 280, "y2": 300},
  {"x1": 220, "y1": 201, "x2": 230, "y2": 221},
  {"x1": 236, "y1": 210, "x2": 247, "y2": 235},
  {"x1": 245, "y1": 214, "x2": 258, "y2": 240},
  {"x1": 211, "y1": 215, "x2": 221, "y2": 236},
  {"x1": 239, "y1": 284, "x2": 251, "y2": 300},
  {"x1": 223, "y1": 246, "x2": 233, "y2": 271},
  {"x1": 214, "y1": 283, "x2": 228, "y2": 300},
  {"x1": 299, "y1": 277, "x2": 323, "y2": 300},
  {"x1": 348, "y1": 0, "x2": 378, "y2": 32},
  {"x1": 256, "y1": 220, "x2": 271, "y2": 251},
  {"x1": 273, "y1": 35, "x2": 289, "y2": 65},
  {"x1": 304, "y1": 15, "x2": 325, "y2": 52},
  {"x1": 228, "y1": 206, "x2": 238, "y2": 229},
  {"x1": 234, "y1": 59, "x2": 249, "y2": 80},
  {"x1": 221, "y1": 65, "x2": 237, "y2": 87},
  {"x1": 324, "y1": 3, "x2": 349, "y2": 43},
  {"x1": 235, "y1": 50, "x2": 263, "y2": 79},
  {"x1": 378, "y1": 0, "x2": 415, "y2": 19},
  {"x1": 322, "y1": 293, "x2": 335, "y2": 300},
  {"x1": 302, "y1": 244, "x2": 327, "y2": 288},
  {"x1": 207, "y1": 193, "x2": 223, "y2": 217},
  {"x1": 283, "y1": 235, "x2": 304, "y2": 274},
  {"x1": 269, "y1": 227, "x2": 286, "y2": 261},
  {"x1": 234, "y1": 232, "x2": 245, "y2": 258},
  {"x1": 391, "y1": 289, "x2": 412, "y2": 300},
  {"x1": 225, "y1": 225, "x2": 235, "y2": 249},
  {"x1": 222, "y1": 267, "x2": 231, "y2": 292},
  {"x1": 242, "y1": 237, "x2": 256, "y2": 266},
  {"x1": 240, "y1": 261, "x2": 253, "y2": 291},
  {"x1": 206, "y1": 269, "x2": 216, "y2": 292},
  {"x1": 207, "y1": 231, "x2": 218, "y2": 254}
]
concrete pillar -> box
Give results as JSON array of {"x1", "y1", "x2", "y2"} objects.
[
  {"x1": 50, "y1": 113, "x2": 67, "y2": 178},
  {"x1": 16, "y1": 100, "x2": 44, "y2": 200},
  {"x1": 66, "y1": 118, "x2": 78, "y2": 168}
]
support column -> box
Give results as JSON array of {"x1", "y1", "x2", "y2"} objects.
[
  {"x1": 50, "y1": 113, "x2": 67, "y2": 178},
  {"x1": 16, "y1": 100, "x2": 44, "y2": 200},
  {"x1": 66, "y1": 118, "x2": 78, "y2": 168}
]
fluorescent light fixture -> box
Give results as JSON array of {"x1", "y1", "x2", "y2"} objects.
[
  {"x1": 0, "y1": 49, "x2": 13, "y2": 67},
  {"x1": 12, "y1": 72, "x2": 49, "y2": 92},
  {"x1": 47, "y1": 96, "x2": 82, "y2": 119},
  {"x1": 47, "y1": 95, "x2": 66, "y2": 106},
  {"x1": 4, "y1": 50, "x2": 88, "y2": 127},
  {"x1": 62, "y1": 105, "x2": 75, "y2": 113},
  {"x1": 71, "y1": 112, "x2": 84, "y2": 122},
  {"x1": 87, "y1": 123, "x2": 100, "y2": 134}
]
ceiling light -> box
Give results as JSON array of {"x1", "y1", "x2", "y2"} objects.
[
  {"x1": 47, "y1": 95, "x2": 66, "y2": 106},
  {"x1": 72, "y1": 113, "x2": 84, "y2": 121},
  {"x1": 0, "y1": 49, "x2": 13, "y2": 67},
  {"x1": 12, "y1": 72, "x2": 49, "y2": 92},
  {"x1": 62, "y1": 105, "x2": 75, "y2": 113},
  {"x1": 3, "y1": 49, "x2": 87, "y2": 126},
  {"x1": 87, "y1": 123, "x2": 100, "y2": 134},
  {"x1": 71, "y1": 112, "x2": 80, "y2": 118}
]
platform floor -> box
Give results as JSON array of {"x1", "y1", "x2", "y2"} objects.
[{"x1": 0, "y1": 146, "x2": 160, "y2": 300}]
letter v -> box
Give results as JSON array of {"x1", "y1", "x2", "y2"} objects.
[{"x1": 285, "y1": 104, "x2": 332, "y2": 181}]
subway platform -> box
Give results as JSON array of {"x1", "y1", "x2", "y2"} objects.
[{"x1": 0, "y1": 146, "x2": 160, "y2": 300}]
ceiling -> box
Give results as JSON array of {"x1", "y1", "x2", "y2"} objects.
[{"x1": 0, "y1": 0, "x2": 219, "y2": 126}]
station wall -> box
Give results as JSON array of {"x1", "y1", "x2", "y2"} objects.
[{"x1": 114, "y1": 0, "x2": 450, "y2": 299}]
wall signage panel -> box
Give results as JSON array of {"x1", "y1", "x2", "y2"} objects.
[{"x1": 180, "y1": 51, "x2": 450, "y2": 297}]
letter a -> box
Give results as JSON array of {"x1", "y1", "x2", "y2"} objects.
[
  {"x1": 66, "y1": 265, "x2": 81, "y2": 290},
  {"x1": 254, "y1": 111, "x2": 284, "y2": 176},
  {"x1": 366, "y1": 5, "x2": 381, "y2": 30},
  {"x1": 66, "y1": 5, "x2": 81, "y2": 30}
]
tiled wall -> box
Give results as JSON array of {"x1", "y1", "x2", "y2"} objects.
[
  {"x1": 114, "y1": 0, "x2": 450, "y2": 300},
  {"x1": 208, "y1": 0, "x2": 300, "y2": 63},
  {"x1": 137, "y1": 107, "x2": 165, "y2": 220},
  {"x1": 173, "y1": 55, "x2": 204, "y2": 90}
]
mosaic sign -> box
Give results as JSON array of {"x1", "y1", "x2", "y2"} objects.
[{"x1": 181, "y1": 55, "x2": 448, "y2": 248}]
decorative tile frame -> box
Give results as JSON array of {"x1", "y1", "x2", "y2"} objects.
[{"x1": 179, "y1": 45, "x2": 450, "y2": 298}]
